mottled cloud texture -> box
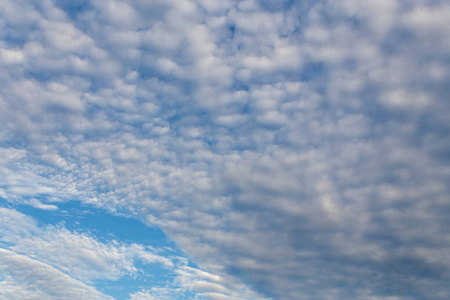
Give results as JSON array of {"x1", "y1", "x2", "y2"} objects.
[{"x1": 1, "y1": 0, "x2": 450, "y2": 299}]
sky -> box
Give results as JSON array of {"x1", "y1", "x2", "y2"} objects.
[{"x1": 0, "y1": 0, "x2": 450, "y2": 299}]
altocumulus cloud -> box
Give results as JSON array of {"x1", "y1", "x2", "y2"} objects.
[{"x1": 1, "y1": 0, "x2": 450, "y2": 299}]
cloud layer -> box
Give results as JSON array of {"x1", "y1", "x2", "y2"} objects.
[{"x1": 1, "y1": 0, "x2": 450, "y2": 299}]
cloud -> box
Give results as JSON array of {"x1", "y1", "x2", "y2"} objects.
[
  {"x1": 1, "y1": 0, "x2": 450, "y2": 299},
  {"x1": 0, "y1": 207, "x2": 170, "y2": 282},
  {"x1": 0, "y1": 248, "x2": 112, "y2": 300},
  {"x1": 128, "y1": 264, "x2": 271, "y2": 300}
]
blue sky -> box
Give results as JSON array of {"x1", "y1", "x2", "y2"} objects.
[{"x1": 1, "y1": 0, "x2": 450, "y2": 299}]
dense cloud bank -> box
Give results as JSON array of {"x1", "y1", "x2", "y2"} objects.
[{"x1": 1, "y1": 0, "x2": 450, "y2": 299}]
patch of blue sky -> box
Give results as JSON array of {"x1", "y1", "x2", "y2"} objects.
[
  {"x1": 0, "y1": 198, "x2": 202, "y2": 299},
  {"x1": 53, "y1": 0, "x2": 90, "y2": 20},
  {"x1": 14, "y1": 201, "x2": 169, "y2": 246}
]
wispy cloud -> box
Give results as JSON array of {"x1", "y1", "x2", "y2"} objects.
[{"x1": 0, "y1": 248, "x2": 113, "y2": 300}]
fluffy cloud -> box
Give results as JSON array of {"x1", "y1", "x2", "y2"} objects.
[{"x1": 1, "y1": 0, "x2": 450, "y2": 299}]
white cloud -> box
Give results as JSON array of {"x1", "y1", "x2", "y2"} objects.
[
  {"x1": 0, "y1": 207, "x2": 174, "y2": 283},
  {"x1": 0, "y1": 248, "x2": 113, "y2": 300}
]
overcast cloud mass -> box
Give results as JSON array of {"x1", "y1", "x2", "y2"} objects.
[{"x1": 1, "y1": 0, "x2": 450, "y2": 299}]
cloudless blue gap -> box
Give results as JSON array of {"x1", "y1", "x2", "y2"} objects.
[
  {"x1": 300, "y1": 62, "x2": 324, "y2": 82},
  {"x1": 136, "y1": 66, "x2": 177, "y2": 83},
  {"x1": 229, "y1": 25, "x2": 236, "y2": 35},
  {"x1": 53, "y1": 0, "x2": 91, "y2": 20},
  {"x1": 259, "y1": 0, "x2": 296, "y2": 11},
  {"x1": 0, "y1": 33, "x2": 29, "y2": 48}
]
